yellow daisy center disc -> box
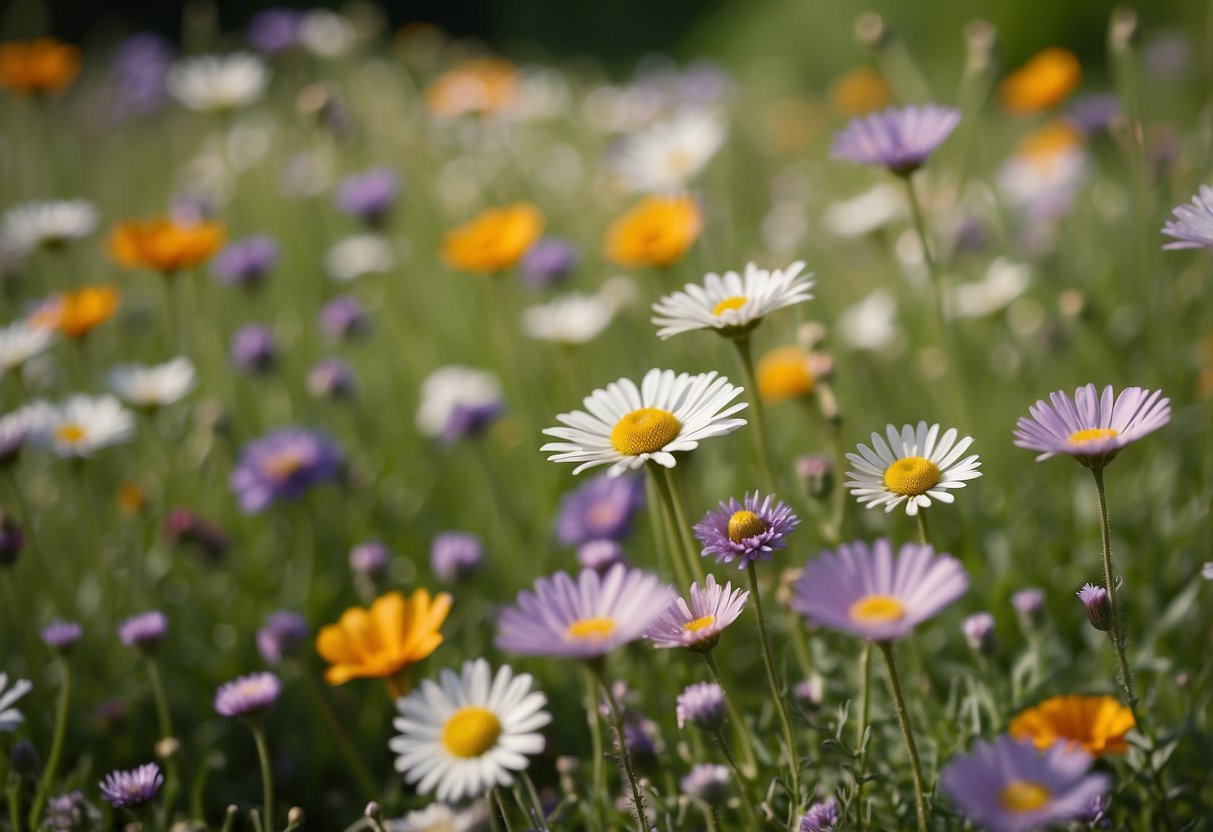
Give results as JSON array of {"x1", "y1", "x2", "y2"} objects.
[
  {"x1": 567, "y1": 616, "x2": 616, "y2": 640},
  {"x1": 441, "y1": 706, "x2": 502, "y2": 758},
  {"x1": 999, "y1": 780, "x2": 1051, "y2": 812},
  {"x1": 882, "y1": 456, "x2": 941, "y2": 496},
  {"x1": 55, "y1": 424, "x2": 86, "y2": 444},
  {"x1": 683, "y1": 615, "x2": 716, "y2": 633},
  {"x1": 1067, "y1": 427, "x2": 1118, "y2": 446},
  {"x1": 711, "y1": 296, "x2": 748, "y2": 317},
  {"x1": 849, "y1": 594, "x2": 906, "y2": 624},
  {"x1": 727, "y1": 510, "x2": 767, "y2": 543},
  {"x1": 610, "y1": 407, "x2": 682, "y2": 456}
]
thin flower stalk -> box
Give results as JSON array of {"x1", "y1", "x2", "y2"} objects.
[{"x1": 878, "y1": 642, "x2": 929, "y2": 832}]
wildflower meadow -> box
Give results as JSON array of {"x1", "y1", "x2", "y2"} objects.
[{"x1": 1, "y1": 4, "x2": 1211, "y2": 831}]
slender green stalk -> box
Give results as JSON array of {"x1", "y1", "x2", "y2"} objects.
[
  {"x1": 826, "y1": 410, "x2": 848, "y2": 545},
  {"x1": 745, "y1": 561, "x2": 801, "y2": 815},
  {"x1": 27, "y1": 657, "x2": 70, "y2": 828},
  {"x1": 731, "y1": 335, "x2": 779, "y2": 493},
  {"x1": 492, "y1": 786, "x2": 515, "y2": 832},
  {"x1": 581, "y1": 666, "x2": 605, "y2": 832},
  {"x1": 218, "y1": 805, "x2": 238, "y2": 832},
  {"x1": 914, "y1": 512, "x2": 930, "y2": 546},
  {"x1": 703, "y1": 650, "x2": 758, "y2": 779},
  {"x1": 650, "y1": 465, "x2": 705, "y2": 583},
  {"x1": 877, "y1": 642, "x2": 929, "y2": 832},
  {"x1": 7, "y1": 779, "x2": 22, "y2": 832},
  {"x1": 901, "y1": 175, "x2": 946, "y2": 333},
  {"x1": 710, "y1": 728, "x2": 760, "y2": 829},
  {"x1": 854, "y1": 643, "x2": 873, "y2": 832},
  {"x1": 145, "y1": 658, "x2": 180, "y2": 814},
  {"x1": 251, "y1": 724, "x2": 275, "y2": 832},
  {"x1": 648, "y1": 467, "x2": 692, "y2": 590},
  {"x1": 593, "y1": 665, "x2": 650, "y2": 832},
  {"x1": 520, "y1": 770, "x2": 550, "y2": 832},
  {"x1": 301, "y1": 672, "x2": 378, "y2": 800}
]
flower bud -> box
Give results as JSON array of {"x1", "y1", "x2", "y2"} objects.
[
  {"x1": 1077, "y1": 583, "x2": 1113, "y2": 632},
  {"x1": 796, "y1": 455, "x2": 833, "y2": 500},
  {"x1": 962, "y1": 612, "x2": 997, "y2": 656},
  {"x1": 10, "y1": 740, "x2": 39, "y2": 776},
  {"x1": 1011, "y1": 587, "x2": 1045, "y2": 632}
]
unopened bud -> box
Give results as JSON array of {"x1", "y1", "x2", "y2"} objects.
[
  {"x1": 962, "y1": 612, "x2": 997, "y2": 656},
  {"x1": 796, "y1": 455, "x2": 833, "y2": 500},
  {"x1": 287, "y1": 807, "x2": 305, "y2": 826},
  {"x1": 156, "y1": 737, "x2": 181, "y2": 760},
  {"x1": 1077, "y1": 583, "x2": 1113, "y2": 632},
  {"x1": 855, "y1": 12, "x2": 890, "y2": 50},
  {"x1": 363, "y1": 801, "x2": 380, "y2": 818},
  {"x1": 1011, "y1": 588, "x2": 1045, "y2": 633},
  {"x1": 1109, "y1": 8, "x2": 1139, "y2": 53},
  {"x1": 10, "y1": 740, "x2": 39, "y2": 776}
]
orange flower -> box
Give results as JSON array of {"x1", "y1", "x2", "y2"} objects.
[
  {"x1": 108, "y1": 217, "x2": 226, "y2": 274},
  {"x1": 316, "y1": 589, "x2": 452, "y2": 688},
  {"x1": 999, "y1": 47, "x2": 1081, "y2": 114},
  {"x1": 1017, "y1": 119, "x2": 1083, "y2": 161},
  {"x1": 830, "y1": 66, "x2": 891, "y2": 116},
  {"x1": 30, "y1": 284, "x2": 120, "y2": 339},
  {"x1": 603, "y1": 195, "x2": 702, "y2": 268},
  {"x1": 440, "y1": 203, "x2": 544, "y2": 274},
  {"x1": 117, "y1": 482, "x2": 148, "y2": 516},
  {"x1": 1009, "y1": 694, "x2": 1135, "y2": 756},
  {"x1": 0, "y1": 39, "x2": 81, "y2": 96},
  {"x1": 757, "y1": 346, "x2": 816, "y2": 403},
  {"x1": 425, "y1": 57, "x2": 518, "y2": 118}
]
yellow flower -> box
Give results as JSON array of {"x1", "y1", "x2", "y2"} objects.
[
  {"x1": 0, "y1": 39, "x2": 81, "y2": 96},
  {"x1": 440, "y1": 203, "x2": 544, "y2": 274},
  {"x1": 316, "y1": 589, "x2": 452, "y2": 687},
  {"x1": 757, "y1": 345, "x2": 816, "y2": 403},
  {"x1": 1008, "y1": 694, "x2": 1135, "y2": 756},
  {"x1": 425, "y1": 57, "x2": 518, "y2": 118},
  {"x1": 117, "y1": 482, "x2": 148, "y2": 516},
  {"x1": 108, "y1": 217, "x2": 226, "y2": 274},
  {"x1": 603, "y1": 195, "x2": 702, "y2": 268},
  {"x1": 30, "y1": 284, "x2": 120, "y2": 339},
  {"x1": 829, "y1": 66, "x2": 891, "y2": 116},
  {"x1": 999, "y1": 48, "x2": 1081, "y2": 114}
]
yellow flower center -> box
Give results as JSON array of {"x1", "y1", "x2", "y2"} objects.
[
  {"x1": 849, "y1": 594, "x2": 906, "y2": 624},
  {"x1": 610, "y1": 408, "x2": 682, "y2": 456},
  {"x1": 727, "y1": 510, "x2": 767, "y2": 543},
  {"x1": 262, "y1": 450, "x2": 305, "y2": 479},
  {"x1": 711, "y1": 296, "x2": 748, "y2": 317},
  {"x1": 1067, "y1": 427, "x2": 1119, "y2": 446},
  {"x1": 683, "y1": 615, "x2": 716, "y2": 633},
  {"x1": 441, "y1": 706, "x2": 502, "y2": 758},
  {"x1": 882, "y1": 456, "x2": 941, "y2": 496},
  {"x1": 999, "y1": 780, "x2": 1051, "y2": 813},
  {"x1": 567, "y1": 617, "x2": 617, "y2": 640},
  {"x1": 55, "y1": 424, "x2": 86, "y2": 444}
]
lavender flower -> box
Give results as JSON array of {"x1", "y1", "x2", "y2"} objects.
[
  {"x1": 41, "y1": 620, "x2": 82, "y2": 652},
  {"x1": 675, "y1": 682, "x2": 725, "y2": 730},
  {"x1": 577, "y1": 539, "x2": 628, "y2": 572},
  {"x1": 349, "y1": 540, "x2": 390, "y2": 576},
  {"x1": 257, "y1": 611, "x2": 309, "y2": 665},
  {"x1": 44, "y1": 790, "x2": 95, "y2": 830},
  {"x1": 1013, "y1": 384, "x2": 1171, "y2": 468},
  {"x1": 336, "y1": 168, "x2": 400, "y2": 227},
  {"x1": 319, "y1": 295, "x2": 369, "y2": 340},
  {"x1": 554, "y1": 473, "x2": 646, "y2": 547},
  {"x1": 307, "y1": 358, "x2": 356, "y2": 400},
  {"x1": 962, "y1": 612, "x2": 997, "y2": 655},
  {"x1": 430, "y1": 532, "x2": 483, "y2": 582},
  {"x1": 519, "y1": 238, "x2": 578, "y2": 288},
  {"x1": 212, "y1": 235, "x2": 279, "y2": 288},
  {"x1": 111, "y1": 34, "x2": 175, "y2": 119},
  {"x1": 800, "y1": 797, "x2": 840, "y2": 831},
  {"x1": 248, "y1": 9, "x2": 302, "y2": 54},
  {"x1": 229, "y1": 428, "x2": 344, "y2": 513},
  {"x1": 214, "y1": 672, "x2": 282, "y2": 717},
  {"x1": 831, "y1": 104, "x2": 962, "y2": 175},
  {"x1": 1012, "y1": 588, "x2": 1045, "y2": 632},
  {"x1": 646, "y1": 574, "x2": 748, "y2": 652},
  {"x1": 1068, "y1": 93, "x2": 1119, "y2": 135},
  {"x1": 680, "y1": 763, "x2": 730, "y2": 806},
  {"x1": 415, "y1": 366, "x2": 505, "y2": 444},
  {"x1": 693, "y1": 491, "x2": 799, "y2": 569},
  {"x1": 1077, "y1": 583, "x2": 1113, "y2": 632},
  {"x1": 98, "y1": 763, "x2": 164, "y2": 809},
  {"x1": 1162, "y1": 185, "x2": 1213, "y2": 250},
  {"x1": 794, "y1": 675, "x2": 825, "y2": 709},
  {"x1": 229, "y1": 324, "x2": 277, "y2": 373},
  {"x1": 117, "y1": 611, "x2": 168, "y2": 651}
]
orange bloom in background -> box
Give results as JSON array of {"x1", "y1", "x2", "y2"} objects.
[
  {"x1": 440, "y1": 203, "x2": 544, "y2": 273},
  {"x1": 0, "y1": 38, "x2": 81, "y2": 96},
  {"x1": 1009, "y1": 694, "x2": 1135, "y2": 756},
  {"x1": 757, "y1": 345, "x2": 817, "y2": 403},
  {"x1": 29, "y1": 284, "x2": 120, "y2": 339},
  {"x1": 999, "y1": 47, "x2": 1081, "y2": 114},
  {"x1": 1017, "y1": 119, "x2": 1083, "y2": 160},
  {"x1": 108, "y1": 217, "x2": 226, "y2": 274},
  {"x1": 316, "y1": 589, "x2": 452, "y2": 688},
  {"x1": 830, "y1": 66, "x2": 891, "y2": 116},
  {"x1": 117, "y1": 482, "x2": 148, "y2": 516},
  {"x1": 425, "y1": 57, "x2": 518, "y2": 118},
  {"x1": 604, "y1": 195, "x2": 702, "y2": 268}
]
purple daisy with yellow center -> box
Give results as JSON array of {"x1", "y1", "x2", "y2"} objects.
[{"x1": 693, "y1": 491, "x2": 799, "y2": 569}]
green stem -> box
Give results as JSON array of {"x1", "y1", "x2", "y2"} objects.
[
  {"x1": 146, "y1": 658, "x2": 174, "y2": 742},
  {"x1": 826, "y1": 412, "x2": 848, "y2": 544},
  {"x1": 745, "y1": 561, "x2": 801, "y2": 815},
  {"x1": 901, "y1": 175, "x2": 946, "y2": 334},
  {"x1": 302, "y1": 672, "x2": 378, "y2": 800},
  {"x1": 492, "y1": 786, "x2": 515, "y2": 832},
  {"x1": 651, "y1": 465, "x2": 706, "y2": 583},
  {"x1": 914, "y1": 511, "x2": 930, "y2": 546},
  {"x1": 520, "y1": 770, "x2": 550, "y2": 832},
  {"x1": 732, "y1": 335, "x2": 779, "y2": 493},
  {"x1": 251, "y1": 724, "x2": 275, "y2": 832},
  {"x1": 27, "y1": 658, "x2": 70, "y2": 828},
  {"x1": 7, "y1": 779, "x2": 22, "y2": 832},
  {"x1": 703, "y1": 650, "x2": 758, "y2": 779},
  {"x1": 593, "y1": 665, "x2": 649, "y2": 832},
  {"x1": 877, "y1": 642, "x2": 929, "y2": 832},
  {"x1": 710, "y1": 728, "x2": 760, "y2": 829},
  {"x1": 854, "y1": 643, "x2": 872, "y2": 832},
  {"x1": 648, "y1": 467, "x2": 691, "y2": 590},
  {"x1": 581, "y1": 667, "x2": 605, "y2": 832}
]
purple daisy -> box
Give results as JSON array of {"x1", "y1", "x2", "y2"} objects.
[
  {"x1": 1162, "y1": 185, "x2": 1213, "y2": 250},
  {"x1": 831, "y1": 104, "x2": 962, "y2": 175},
  {"x1": 212, "y1": 236, "x2": 279, "y2": 289},
  {"x1": 939, "y1": 735, "x2": 1110, "y2": 832},
  {"x1": 229, "y1": 428, "x2": 344, "y2": 514},
  {"x1": 577, "y1": 539, "x2": 628, "y2": 572},
  {"x1": 348, "y1": 540, "x2": 390, "y2": 576},
  {"x1": 256, "y1": 611, "x2": 309, "y2": 665},
  {"x1": 645, "y1": 574, "x2": 748, "y2": 652},
  {"x1": 790, "y1": 539, "x2": 969, "y2": 642},
  {"x1": 430, "y1": 532, "x2": 483, "y2": 582},
  {"x1": 495, "y1": 564, "x2": 674, "y2": 660},
  {"x1": 318, "y1": 295, "x2": 369, "y2": 341},
  {"x1": 1012, "y1": 588, "x2": 1045, "y2": 631},
  {"x1": 214, "y1": 672, "x2": 282, "y2": 717},
  {"x1": 306, "y1": 358, "x2": 356, "y2": 400},
  {"x1": 336, "y1": 168, "x2": 400, "y2": 227},
  {"x1": 675, "y1": 681, "x2": 725, "y2": 730},
  {"x1": 1013, "y1": 384, "x2": 1171, "y2": 467},
  {"x1": 98, "y1": 763, "x2": 163, "y2": 809},
  {"x1": 693, "y1": 491, "x2": 799, "y2": 569},
  {"x1": 519, "y1": 238, "x2": 578, "y2": 288},
  {"x1": 554, "y1": 473, "x2": 646, "y2": 547},
  {"x1": 117, "y1": 611, "x2": 168, "y2": 650},
  {"x1": 229, "y1": 324, "x2": 277, "y2": 373},
  {"x1": 800, "y1": 796, "x2": 840, "y2": 832},
  {"x1": 41, "y1": 620, "x2": 82, "y2": 652}
]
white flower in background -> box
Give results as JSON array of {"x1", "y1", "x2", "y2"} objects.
[
  {"x1": 26, "y1": 395, "x2": 136, "y2": 458},
  {"x1": 651, "y1": 260, "x2": 814, "y2": 339},
  {"x1": 0, "y1": 674, "x2": 32, "y2": 732},
  {"x1": 945, "y1": 258, "x2": 1031, "y2": 320},
  {"x1": 998, "y1": 146, "x2": 1087, "y2": 216},
  {"x1": 837, "y1": 289, "x2": 900, "y2": 352},
  {"x1": 504, "y1": 68, "x2": 571, "y2": 122},
  {"x1": 523, "y1": 288, "x2": 621, "y2": 346},
  {"x1": 415, "y1": 366, "x2": 505, "y2": 442},
  {"x1": 107, "y1": 357, "x2": 197, "y2": 409},
  {"x1": 614, "y1": 109, "x2": 726, "y2": 193},
  {"x1": 0, "y1": 321, "x2": 55, "y2": 372},
  {"x1": 824, "y1": 183, "x2": 905, "y2": 237},
  {"x1": 325, "y1": 234, "x2": 394, "y2": 282},
  {"x1": 299, "y1": 10, "x2": 357, "y2": 58},
  {"x1": 0, "y1": 200, "x2": 98, "y2": 258},
  {"x1": 168, "y1": 53, "x2": 270, "y2": 113},
  {"x1": 384, "y1": 802, "x2": 487, "y2": 832}
]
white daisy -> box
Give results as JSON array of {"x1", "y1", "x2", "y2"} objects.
[
  {"x1": 541, "y1": 367, "x2": 748, "y2": 476},
  {"x1": 614, "y1": 109, "x2": 726, "y2": 194},
  {"x1": 845, "y1": 421, "x2": 982, "y2": 516},
  {"x1": 325, "y1": 234, "x2": 394, "y2": 282},
  {"x1": 415, "y1": 366, "x2": 504, "y2": 442},
  {"x1": 522, "y1": 291, "x2": 617, "y2": 345},
  {"x1": 107, "y1": 357, "x2": 197, "y2": 409},
  {"x1": 651, "y1": 260, "x2": 814, "y2": 340},
  {"x1": 26, "y1": 395, "x2": 136, "y2": 458},
  {"x1": 168, "y1": 53, "x2": 270, "y2": 113},
  {"x1": 823, "y1": 183, "x2": 904, "y2": 238},
  {"x1": 298, "y1": 10, "x2": 357, "y2": 59},
  {"x1": 0, "y1": 320, "x2": 54, "y2": 372},
  {"x1": 389, "y1": 659, "x2": 550, "y2": 803},
  {"x1": 0, "y1": 200, "x2": 98, "y2": 258},
  {"x1": 837, "y1": 289, "x2": 900, "y2": 352},
  {"x1": 0, "y1": 673, "x2": 32, "y2": 732},
  {"x1": 945, "y1": 258, "x2": 1031, "y2": 320},
  {"x1": 384, "y1": 802, "x2": 486, "y2": 832}
]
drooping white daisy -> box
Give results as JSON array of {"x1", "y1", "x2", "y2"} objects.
[
  {"x1": 107, "y1": 357, "x2": 197, "y2": 409},
  {"x1": 0, "y1": 673, "x2": 32, "y2": 732},
  {"x1": 167, "y1": 53, "x2": 270, "y2": 113},
  {"x1": 522, "y1": 291, "x2": 617, "y2": 345},
  {"x1": 26, "y1": 395, "x2": 136, "y2": 458},
  {"x1": 845, "y1": 421, "x2": 982, "y2": 516},
  {"x1": 384, "y1": 802, "x2": 486, "y2": 832},
  {"x1": 613, "y1": 109, "x2": 727, "y2": 194},
  {"x1": 541, "y1": 367, "x2": 747, "y2": 476},
  {"x1": 0, "y1": 320, "x2": 55, "y2": 372},
  {"x1": 390, "y1": 659, "x2": 550, "y2": 803},
  {"x1": 651, "y1": 261, "x2": 814, "y2": 340},
  {"x1": 0, "y1": 200, "x2": 98, "y2": 258},
  {"x1": 324, "y1": 234, "x2": 395, "y2": 282}
]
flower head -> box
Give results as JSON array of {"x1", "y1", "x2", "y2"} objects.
[
  {"x1": 26, "y1": 395, "x2": 135, "y2": 458},
  {"x1": 496, "y1": 564, "x2": 674, "y2": 660},
  {"x1": 214, "y1": 672, "x2": 282, "y2": 717},
  {"x1": 118, "y1": 611, "x2": 168, "y2": 650},
  {"x1": 519, "y1": 238, "x2": 578, "y2": 287},
  {"x1": 29, "y1": 285, "x2": 121, "y2": 340},
  {"x1": 791, "y1": 538, "x2": 969, "y2": 642},
  {"x1": 651, "y1": 260, "x2": 814, "y2": 340},
  {"x1": 0, "y1": 39, "x2": 80, "y2": 95},
  {"x1": 430, "y1": 532, "x2": 483, "y2": 583},
  {"x1": 348, "y1": 540, "x2": 390, "y2": 576},
  {"x1": 1162, "y1": 185, "x2": 1213, "y2": 251},
  {"x1": 999, "y1": 48, "x2": 1081, "y2": 114},
  {"x1": 962, "y1": 612, "x2": 997, "y2": 655},
  {"x1": 167, "y1": 52, "x2": 269, "y2": 112},
  {"x1": 577, "y1": 539, "x2": 628, "y2": 572},
  {"x1": 675, "y1": 682, "x2": 725, "y2": 730},
  {"x1": 757, "y1": 346, "x2": 828, "y2": 403},
  {"x1": 41, "y1": 620, "x2": 82, "y2": 653},
  {"x1": 939, "y1": 735, "x2": 1109, "y2": 832},
  {"x1": 604, "y1": 195, "x2": 702, "y2": 268},
  {"x1": 554, "y1": 473, "x2": 646, "y2": 546},
  {"x1": 385, "y1": 803, "x2": 487, "y2": 832},
  {"x1": 248, "y1": 9, "x2": 302, "y2": 54},
  {"x1": 830, "y1": 66, "x2": 891, "y2": 115},
  {"x1": 98, "y1": 763, "x2": 163, "y2": 809},
  {"x1": 229, "y1": 428, "x2": 343, "y2": 513},
  {"x1": 1009, "y1": 695, "x2": 1135, "y2": 757},
  {"x1": 319, "y1": 295, "x2": 370, "y2": 340},
  {"x1": 613, "y1": 109, "x2": 726, "y2": 194},
  {"x1": 440, "y1": 204, "x2": 544, "y2": 274},
  {"x1": 1012, "y1": 588, "x2": 1045, "y2": 632},
  {"x1": 212, "y1": 235, "x2": 279, "y2": 288},
  {"x1": 337, "y1": 168, "x2": 400, "y2": 227},
  {"x1": 0, "y1": 200, "x2": 97, "y2": 258},
  {"x1": 390, "y1": 658, "x2": 550, "y2": 802},
  {"x1": 109, "y1": 216, "x2": 226, "y2": 273},
  {"x1": 108, "y1": 357, "x2": 196, "y2": 409},
  {"x1": 425, "y1": 57, "x2": 518, "y2": 118},
  {"x1": 681, "y1": 763, "x2": 731, "y2": 806},
  {"x1": 1077, "y1": 583, "x2": 1112, "y2": 632},
  {"x1": 326, "y1": 233, "x2": 394, "y2": 281},
  {"x1": 523, "y1": 291, "x2": 618, "y2": 346},
  {"x1": 316, "y1": 588, "x2": 452, "y2": 685},
  {"x1": 845, "y1": 421, "x2": 982, "y2": 516},
  {"x1": 646, "y1": 574, "x2": 748, "y2": 651},
  {"x1": 541, "y1": 367, "x2": 747, "y2": 476},
  {"x1": 229, "y1": 324, "x2": 277, "y2": 373},
  {"x1": 1013, "y1": 384, "x2": 1170, "y2": 468},
  {"x1": 831, "y1": 104, "x2": 961, "y2": 175},
  {"x1": 800, "y1": 797, "x2": 840, "y2": 832},
  {"x1": 307, "y1": 358, "x2": 356, "y2": 400},
  {"x1": 693, "y1": 491, "x2": 799, "y2": 569},
  {"x1": 257, "y1": 611, "x2": 309, "y2": 665},
  {"x1": 0, "y1": 673, "x2": 32, "y2": 732},
  {"x1": 415, "y1": 365, "x2": 505, "y2": 443},
  {"x1": 0, "y1": 321, "x2": 54, "y2": 371}
]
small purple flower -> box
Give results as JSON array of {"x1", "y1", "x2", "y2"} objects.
[
  {"x1": 336, "y1": 168, "x2": 400, "y2": 227},
  {"x1": 1077, "y1": 583, "x2": 1113, "y2": 632},
  {"x1": 307, "y1": 358, "x2": 356, "y2": 400},
  {"x1": 229, "y1": 324, "x2": 277, "y2": 373},
  {"x1": 675, "y1": 681, "x2": 725, "y2": 730},
  {"x1": 248, "y1": 8, "x2": 302, "y2": 54},
  {"x1": 430, "y1": 532, "x2": 483, "y2": 583},
  {"x1": 229, "y1": 428, "x2": 344, "y2": 513},
  {"x1": 646, "y1": 573, "x2": 748, "y2": 652},
  {"x1": 117, "y1": 611, "x2": 168, "y2": 651},
  {"x1": 416, "y1": 366, "x2": 506, "y2": 444},
  {"x1": 577, "y1": 539, "x2": 628, "y2": 572},
  {"x1": 0, "y1": 512, "x2": 23, "y2": 565},
  {"x1": 693, "y1": 491, "x2": 799, "y2": 569},
  {"x1": 98, "y1": 763, "x2": 163, "y2": 809},
  {"x1": 1012, "y1": 588, "x2": 1045, "y2": 631},
  {"x1": 794, "y1": 675, "x2": 824, "y2": 709},
  {"x1": 111, "y1": 34, "x2": 175, "y2": 119},
  {"x1": 1162, "y1": 185, "x2": 1213, "y2": 250},
  {"x1": 554, "y1": 473, "x2": 646, "y2": 547},
  {"x1": 519, "y1": 238, "x2": 578, "y2": 288},
  {"x1": 349, "y1": 539, "x2": 390, "y2": 576},
  {"x1": 796, "y1": 454, "x2": 833, "y2": 499},
  {"x1": 800, "y1": 796, "x2": 840, "y2": 832},
  {"x1": 1067, "y1": 93, "x2": 1119, "y2": 136},
  {"x1": 257, "y1": 611, "x2": 309, "y2": 665},
  {"x1": 318, "y1": 295, "x2": 369, "y2": 341},
  {"x1": 1013, "y1": 384, "x2": 1171, "y2": 468},
  {"x1": 164, "y1": 508, "x2": 230, "y2": 561},
  {"x1": 680, "y1": 763, "x2": 730, "y2": 806},
  {"x1": 41, "y1": 620, "x2": 82, "y2": 653},
  {"x1": 44, "y1": 790, "x2": 92, "y2": 830},
  {"x1": 213, "y1": 235, "x2": 279, "y2": 289},
  {"x1": 831, "y1": 104, "x2": 962, "y2": 175},
  {"x1": 214, "y1": 672, "x2": 282, "y2": 717},
  {"x1": 962, "y1": 611, "x2": 996, "y2": 655},
  {"x1": 622, "y1": 713, "x2": 659, "y2": 760}
]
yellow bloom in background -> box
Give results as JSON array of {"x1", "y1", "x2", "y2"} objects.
[
  {"x1": 425, "y1": 57, "x2": 518, "y2": 118},
  {"x1": 440, "y1": 203, "x2": 544, "y2": 274},
  {"x1": 757, "y1": 345, "x2": 816, "y2": 403},
  {"x1": 0, "y1": 38, "x2": 81, "y2": 96},
  {"x1": 316, "y1": 589, "x2": 452, "y2": 689},
  {"x1": 1009, "y1": 694, "x2": 1135, "y2": 756},
  {"x1": 30, "y1": 284, "x2": 120, "y2": 339},
  {"x1": 829, "y1": 66, "x2": 891, "y2": 116},
  {"x1": 999, "y1": 47, "x2": 1081, "y2": 114},
  {"x1": 108, "y1": 217, "x2": 226, "y2": 274},
  {"x1": 604, "y1": 195, "x2": 702, "y2": 268}
]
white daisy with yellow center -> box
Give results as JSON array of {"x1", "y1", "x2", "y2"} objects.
[
  {"x1": 25, "y1": 394, "x2": 136, "y2": 459},
  {"x1": 651, "y1": 260, "x2": 814, "y2": 340},
  {"x1": 845, "y1": 421, "x2": 981, "y2": 516},
  {"x1": 167, "y1": 53, "x2": 269, "y2": 113},
  {"x1": 613, "y1": 109, "x2": 726, "y2": 194},
  {"x1": 107, "y1": 357, "x2": 197, "y2": 410},
  {"x1": 541, "y1": 367, "x2": 748, "y2": 476},
  {"x1": 390, "y1": 659, "x2": 551, "y2": 803}
]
